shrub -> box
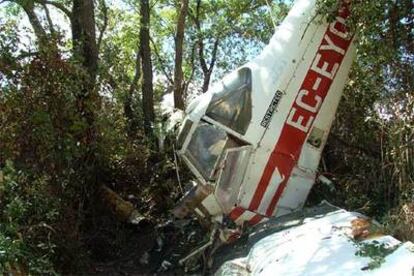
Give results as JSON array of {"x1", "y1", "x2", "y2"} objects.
[{"x1": 0, "y1": 161, "x2": 58, "y2": 275}]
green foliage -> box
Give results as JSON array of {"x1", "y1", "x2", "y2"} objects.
[
  {"x1": 355, "y1": 241, "x2": 399, "y2": 270},
  {"x1": 0, "y1": 33, "x2": 97, "y2": 272},
  {"x1": 0, "y1": 161, "x2": 59, "y2": 275},
  {"x1": 312, "y1": 0, "x2": 414, "y2": 236},
  {"x1": 1, "y1": 55, "x2": 88, "y2": 175}
]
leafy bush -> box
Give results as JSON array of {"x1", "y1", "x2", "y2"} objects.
[
  {"x1": 312, "y1": 0, "x2": 414, "y2": 240},
  {"x1": 0, "y1": 161, "x2": 58, "y2": 275}
]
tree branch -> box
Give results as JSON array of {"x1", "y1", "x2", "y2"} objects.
[
  {"x1": 97, "y1": 0, "x2": 108, "y2": 53},
  {"x1": 129, "y1": 51, "x2": 141, "y2": 96},
  {"x1": 193, "y1": 0, "x2": 209, "y2": 75},
  {"x1": 35, "y1": 0, "x2": 72, "y2": 18},
  {"x1": 208, "y1": 37, "x2": 219, "y2": 73},
  {"x1": 149, "y1": 36, "x2": 174, "y2": 85},
  {"x1": 16, "y1": 0, "x2": 49, "y2": 49},
  {"x1": 183, "y1": 42, "x2": 197, "y2": 96},
  {"x1": 42, "y1": 3, "x2": 56, "y2": 36}
]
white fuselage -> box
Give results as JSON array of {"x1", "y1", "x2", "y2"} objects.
[{"x1": 176, "y1": 0, "x2": 355, "y2": 226}]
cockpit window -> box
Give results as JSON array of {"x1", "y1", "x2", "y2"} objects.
[
  {"x1": 184, "y1": 122, "x2": 227, "y2": 180},
  {"x1": 206, "y1": 68, "x2": 252, "y2": 134}
]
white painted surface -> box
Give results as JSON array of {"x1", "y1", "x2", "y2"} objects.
[{"x1": 216, "y1": 209, "x2": 414, "y2": 275}]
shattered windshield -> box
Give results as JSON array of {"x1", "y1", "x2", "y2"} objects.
[
  {"x1": 185, "y1": 122, "x2": 227, "y2": 180},
  {"x1": 206, "y1": 68, "x2": 252, "y2": 134}
]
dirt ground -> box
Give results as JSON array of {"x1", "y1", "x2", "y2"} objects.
[{"x1": 83, "y1": 216, "x2": 209, "y2": 275}]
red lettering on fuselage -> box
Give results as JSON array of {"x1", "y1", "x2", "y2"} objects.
[
  {"x1": 286, "y1": 16, "x2": 350, "y2": 132},
  {"x1": 247, "y1": 5, "x2": 353, "y2": 217}
]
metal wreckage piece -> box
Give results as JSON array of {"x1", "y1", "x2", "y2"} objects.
[
  {"x1": 214, "y1": 202, "x2": 414, "y2": 275},
  {"x1": 173, "y1": 0, "x2": 356, "y2": 266}
]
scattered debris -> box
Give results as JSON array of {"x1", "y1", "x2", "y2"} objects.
[
  {"x1": 158, "y1": 260, "x2": 172, "y2": 272},
  {"x1": 139, "y1": 252, "x2": 150, "y2": 266}
]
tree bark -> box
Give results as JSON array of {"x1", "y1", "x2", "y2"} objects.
[
  {"x1": 72, "y1": 0, "x2": 98, "y2": 80},
  {"x1": 173, "y1": 0, "x2": 189, "y2": 110},
  {"x1": 139, "y1": 0, "x2": 155, "y2": 137},
  {"x1": 71, "y1": 0, "x2": 100, "y2": 183},
  {"x1": 99, "y1": 185, "x2": 148, "y2": 225}
]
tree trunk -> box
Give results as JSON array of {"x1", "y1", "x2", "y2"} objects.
[
  {"x1": 71, "y1": 0, "x2": 100, "y2": 182},
  {"x1": 140, "y1": 0, "x2": 155, "y2": 137},
  {"x1": 16, "y1": 0, "x2": 51, "y2": 52},
  {"x1": 173, "y1": 0, "x2": 189, "y2": 110},
  {"x1": 99, "y1": 185, "x2": 148, "y2": 225},
  {"x1": 72, "y1": 0, "x2": 98, "y2": 80}
]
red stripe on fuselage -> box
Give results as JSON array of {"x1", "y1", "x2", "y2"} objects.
[
  {"x1": 249, "y1": 5, "x2": 353, "y2": 216},
  {"x1": 229, "y1": 207, "x2": 263, "y2": 225},
  {"x1": 229, "y1": 206, "x2": 245, "y2": 221}
]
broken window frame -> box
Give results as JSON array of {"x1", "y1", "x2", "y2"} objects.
[
  {"x1": 177, "y1": 118, "x2": 194, "y2": 150},
  {"x1": 180, "y1": 118, "x2": 252, "y2": 184},
  {"x1": 183, "y1": 121, "x2": 229, "y2": 181},
  {"x1": 214, "y1": 145, "x2": 252, "y2": 214}
]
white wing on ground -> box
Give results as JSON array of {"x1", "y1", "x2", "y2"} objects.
[{"x1": 215, "y1": 202, "x2": 414, "y2": 276}]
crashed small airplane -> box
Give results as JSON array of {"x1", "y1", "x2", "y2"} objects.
[{"x1": 174, "y1": 0, "x2": 355, "y2": 241}]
